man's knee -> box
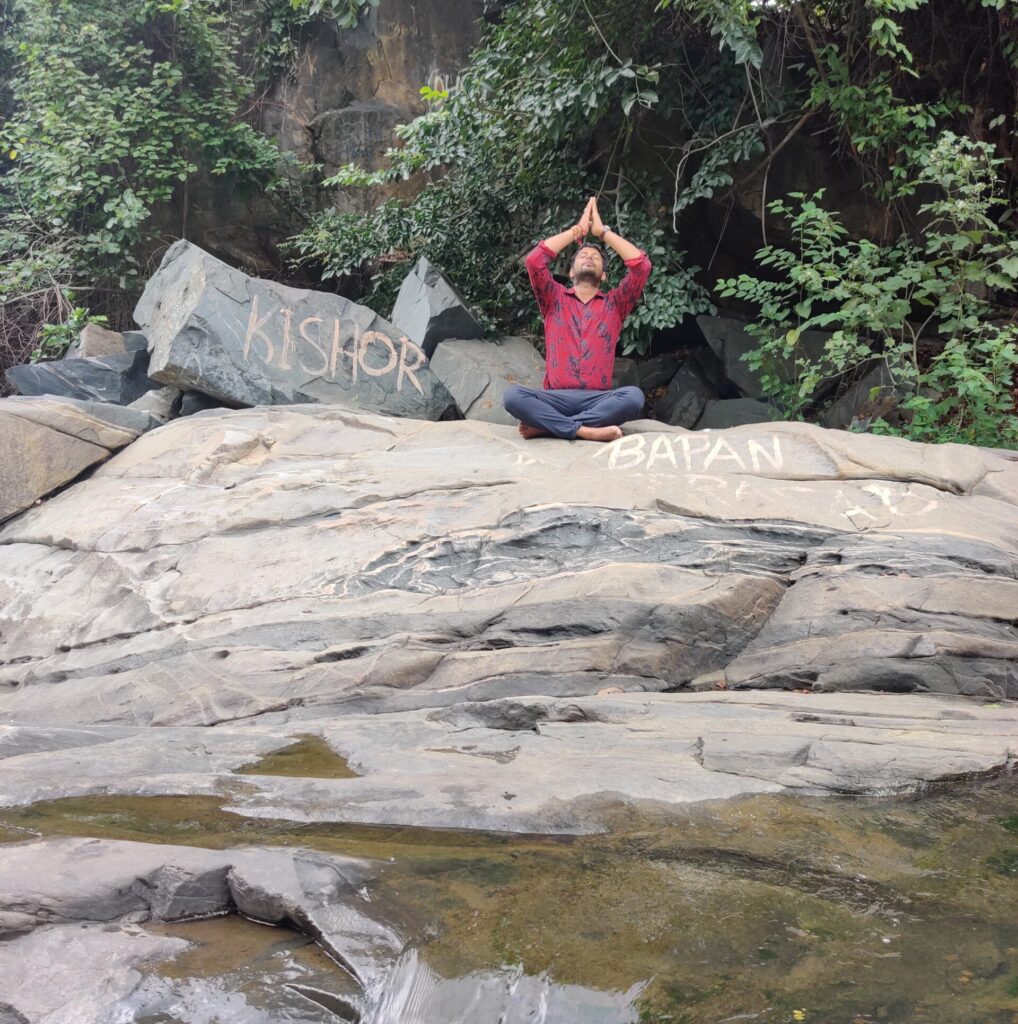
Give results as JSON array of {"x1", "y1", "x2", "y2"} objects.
[
  {"x1": 503, "y1": 384, "x2": 529, "y2": 417},
  {"x1": 616, "y1": 386, "x2": 645, "y2": 418}
]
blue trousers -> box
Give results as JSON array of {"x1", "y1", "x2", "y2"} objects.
[{"x1": 503, "y1": 384, "x2": 645, "y2": 439}]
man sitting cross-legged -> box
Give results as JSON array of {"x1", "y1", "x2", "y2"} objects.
[{"x1": 504, "y1": 196, "x2": 651, "y2": 442}]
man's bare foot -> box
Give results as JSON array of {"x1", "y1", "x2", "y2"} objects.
[
  {"x1": 518, "y1": 423, "x2": 549, "y2": 439},
  {"x1": 575, "y1": 425, "x2": 623, "y2": 442}
]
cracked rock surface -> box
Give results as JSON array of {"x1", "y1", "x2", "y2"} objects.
[{"x1": 0, "y1": 406, "x2": 1015, "y2": 829}]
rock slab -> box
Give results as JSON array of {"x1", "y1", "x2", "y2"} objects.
[
  {"x1": 0, "y1": 396, "x2": 156, "y2": 524},
  {"x1": 5, "y1": 349, "x2": 160, "y2": 406},
  {"x1": 134, "y1": 240, "x2": 459, "y2": 420},
  {"x1": 429, "y1": 335, "x2": 545, "y2": 424},
  {"x1": 389, "y1": 255, "x2": 484, "y2": 357}
]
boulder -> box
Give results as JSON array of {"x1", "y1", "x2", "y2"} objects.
[
  {"x1": 697, "y1": 315, "x2": 831, "y2": 401},
  {"x1": 66, "y1": 324, "x2": 148, "y2": 360},
  {"x1": 612, "y1": 355, "x2": 636, "y2": 388},
  {"x1": 389, "y1": 255, "x2": 484, "y2": 357},
  {"x1": 0, "y1": 396, "x2": 156, "y2": 523},
  {"x1": 128, "y1": 386, "x2": 181, "y2": 422},
  {"x1": 633, "y1": 353, "x2": 681, "y2": 392},
  {"x1": 5, "y1": 349, "x2": 160, "y2": 406},
  {"x1": 428, "y1": 336, "x2": 544, "y2": 424},
  {"x1": 655, "y1": 356, "x2": 718, "y2": 427},
  {"x1": 696, "y1": 397, "x2": 776, "y2": 428},
  {"x1": 134, "y1": 240, "x2": 459, "y2": 420},
  {"x1": 1, "y1": 409, "x2": 1016, "y2": 836}
]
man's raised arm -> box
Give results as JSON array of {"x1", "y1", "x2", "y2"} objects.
[{"x1": 525, "y1": 200, "x2": 594, "y2": 313}]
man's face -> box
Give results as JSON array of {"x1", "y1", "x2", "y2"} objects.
[{"x1": 570, "y1": 246, "x2": 605, "y2": 286}]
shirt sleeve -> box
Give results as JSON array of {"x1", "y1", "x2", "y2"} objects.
[
  {"x1": 609, "y1": 251, "x2": 652, "y2": 322},
  {"x1": 524, "y1": 242, "x2": 561, "y2": 318}
]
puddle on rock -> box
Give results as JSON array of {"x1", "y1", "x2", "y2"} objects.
[
  {"x1": 234, "y1": 734, "x2": 360, "y2": 779},
  {"x1": 130, "y1": 915, "x2": 360, "y2": 1023},
  {"x1": 4, "y1": 781, "x2": 1018, "y2": 1023}
]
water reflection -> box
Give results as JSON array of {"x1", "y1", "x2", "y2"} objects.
[{"x1": 362, "y1": 950, "x2": 646, "y2": 1024}]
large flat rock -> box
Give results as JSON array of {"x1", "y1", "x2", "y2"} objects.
[
  {"x1": 0, "y1": 408, "x2": 1015, "y2": 829},
  {"x1": 134, "y1": 240, "x2": 459, "y2": 419},
  {"x1": 0, "y1": 693, "x2": 1011, "y2": 835}
]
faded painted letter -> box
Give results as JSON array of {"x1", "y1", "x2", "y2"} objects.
[{"x1": 243, "y1": 294, "x2": 276, "y2": 363}]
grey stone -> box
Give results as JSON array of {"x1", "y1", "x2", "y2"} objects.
[
  {"x1": 655, "y1": 356, "x2": 718, "y2": 427},
  {"x1": 134, "y1": 240, "x2": 459, "y2": 420},
  {"x1": 128, "y1": 385, "x2": 181, "y2": 422},
  {"x1": 312, "y1": 99, "x2": 402, "y2": 174},
  {"x1": 0, "y1": 396, "x2": 154, "y2": 524},
  {"x1": 5, "y1": 349, "x2": 160, "y2": 405},
  {"x1": 178, "y1": 390, "x2": 227, "y2": 417},
  {"x1": 696, "y1": 397, "x2": 776, "y2": 428},
  {"x1": 633, "y1": 353, "x2": 681, "y2": 392},
  {"x1": 0, "y1": 924, "x2": 188, "y2": 1024},
  {"x1": 390, "y1": 255, "x2": 484, "y2": 357},
  {"x1": 65, "y1": 324, "x2": 149, "y2": 360},
  {"x1": 429, "y1": 336, "x2": 544, "y2": 424},
  {"x1": 698, "y1": 315, "x2": 831, "y2": 401},
  {"x1": 612, "y1": 356, "x2": 636, "y2": 388}
]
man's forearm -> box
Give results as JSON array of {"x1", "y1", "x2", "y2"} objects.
[
  {"x1": 600, "y1": 228, "x2": 642, "y2": 262},
  {"x1": 541, "y1": 225, "x2": 582, "y2": 256}
]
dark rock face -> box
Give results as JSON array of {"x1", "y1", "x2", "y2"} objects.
[
  {"x1": 697, "y1": 397, "x2": 776, "y2": 428},
  {"x1": 5, "y1": 349, "x2": 160, "y2": 406},
  {"x1": 390, "y1": 256, "x2": 484, "y2": 357},
  {"x1": 697, "y1": 315, "x2": 831, "y2": 402},
  {"x1": 656, "y1": 356, "x2": 718, "y2": 427},
  {"x1": 134, "y1": 240, "x2": 460, "y2": 420}
]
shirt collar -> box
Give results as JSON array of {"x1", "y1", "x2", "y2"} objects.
[{"x1": 564, "y1": 287, "x2": 607, "y2": 299}]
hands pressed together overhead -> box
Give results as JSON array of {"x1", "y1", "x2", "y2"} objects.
[{"x1": 572, "y1": 196, "x2": 608, "y2": 244}]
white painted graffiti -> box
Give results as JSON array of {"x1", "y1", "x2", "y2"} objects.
[{"x1": 592, "y1": 432, "x2": 785, "y2": 474}]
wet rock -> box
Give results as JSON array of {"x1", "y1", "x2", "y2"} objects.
[
  {"x1": 5, "y1": 349, "x2": 160, "y2": 406},
  {"x1": 389, "y1": 255, "x2": 484, "y2": 357},
  {"x1": 134, "y1": 240, "x2": 459, "y2": 420},
  {"x1": 0, "y1": 396, "x2": 156, "y2": 524},
  {"x1": 696, "y1": 397, "x2": 776, "y2": 428},
  {"x1": 0, "y1": 924, "x2": 187, "y2": 1024},
  {"x1": 428, "y1": 336, "x2": 544, "y2": 424},
  {"x1": 655, "y1": 355, "x2": 718, "y2": 427}
]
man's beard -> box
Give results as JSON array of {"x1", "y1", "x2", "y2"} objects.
[{"x1": 572, "y1": 267, "x2": 600, "y2": 285}]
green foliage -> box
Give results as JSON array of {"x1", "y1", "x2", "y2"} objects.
[
  {"x1": 32, "y1": 305, "x2": 107, "y2": 362},
  {"x1": 717, "y1": 133, "x2": 1018, "y2": 447},
  {"x1": 0, "y1": 0, "x2": 282, "y2": 318},
  {"x1": 288, "y1": 0, "x2": 750, "y2": 350}
]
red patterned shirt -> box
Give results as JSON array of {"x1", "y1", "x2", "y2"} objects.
[{"x1": 525, "y1": 241, "x2": 652, "y2": 390}]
